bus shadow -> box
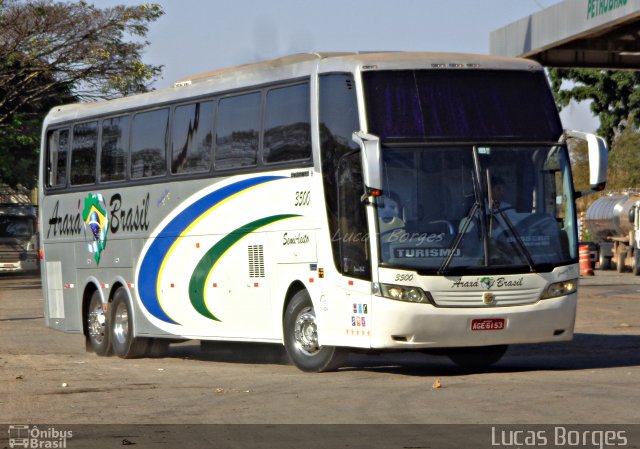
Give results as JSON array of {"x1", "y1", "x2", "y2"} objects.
[
  {"x1": 169, "y1": 341, "x2": 292, "y2": 366},
  {"x1": 165, "y1": 333, "x2": 640, "y2": 375},
  {"x1": 342, "y1": 333, "x2": 640, "y2": 376}
]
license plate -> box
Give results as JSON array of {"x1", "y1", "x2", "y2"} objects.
[{"x1": 471, "y1": 318, "x2": 505, "y2": 331}]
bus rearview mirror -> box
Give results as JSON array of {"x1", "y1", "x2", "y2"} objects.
[
  {"x1": 564, "y1": 130, "x2": 608, "y2": 195},
  {"x1": 352, "y1": 131, "x2": 383, "y2": 191}
]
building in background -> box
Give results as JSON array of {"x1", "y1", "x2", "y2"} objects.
[{"x1": 491, "y1": 0, "x2": 640, "y2": 69}]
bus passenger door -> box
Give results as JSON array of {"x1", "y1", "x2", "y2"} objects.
[{"x1": 329, "y1": 152, "x2": 373, "y2": 347}]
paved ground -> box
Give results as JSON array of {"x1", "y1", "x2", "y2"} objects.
[{"x1": 0, "y1": 269, "x2": 638, "y2": 432}]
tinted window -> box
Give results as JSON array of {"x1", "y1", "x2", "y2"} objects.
[
  {"x1": 215, "y1": 92, "x2": 261, "y2": 170},
  {"x1": 172, "y1": 101, "x2": 214, "y2": 174},
  {"x1": 363, "y1": 70, "x2": 562, "y2": 142},
  {"x1": 131, "y1": 109, "x2": 168, "y2": 179},
  {"x1": 319, "y1": 74, "x2": 368, "y2": 278},
  {"x1": 70, "y1": 121, "x2": 98, "y2": 185},
  {"x1": 264, "y1": 83, "x2": 311, "y2": 163},
  {"x1": 100, "y1": 115, "x2": 129, "y2": 182},
  {"x1": 46, "y1": 129, "x2": 69, "y2": 188}
]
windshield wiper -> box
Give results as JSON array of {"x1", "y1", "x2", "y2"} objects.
[
  {"x1": 439, "y1": 147, "x2": 538, "y2": 274},
  {"x1": 437, "y1": 200, "x2": 478, "y2": 275},
  {"x1": 490, "y1": 201, "x2": 537, "y2": 272},
  {"x1": 438, "y1": 147, "x2": 487, "y2": 275}
]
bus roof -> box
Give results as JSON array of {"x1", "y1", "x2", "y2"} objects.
[{"x1": 43, "y1": 52, "x2": 543, "y2": 127}]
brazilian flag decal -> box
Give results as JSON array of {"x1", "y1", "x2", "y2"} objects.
[{"x1": 82, "y1": 193, "x2": 108, "y2": 265}]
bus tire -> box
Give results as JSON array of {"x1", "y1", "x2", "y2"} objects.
[
  {"x1": 447, "y1": 345, "x2": 508, "y2": 371},
  {"x1": 283, "y1": 290, "x2": 347, "y2": 372},
  {"x1": 110, "y1": 288, "x2": 149, "y2": 359},
  {"x1": 86, "y1": 290, "x2": 112, "y2": 356}
]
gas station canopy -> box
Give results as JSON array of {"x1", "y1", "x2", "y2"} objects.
[{"x1": 490, "y1": 0, "x2": 640, "y2": 68}]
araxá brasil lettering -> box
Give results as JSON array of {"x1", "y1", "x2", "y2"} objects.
[
  {"x1": 47, "y1": 200, "x2": 83, "y2": 238},
  {"x1": 109, "y1": 193, "x2": 150, "y2": 234},
  {"x1": 47, "y1": 193, "x2": 150, "y2": 237},
  {"x1": 451, "y1": 277, "x2": 524, "y2": 289}
]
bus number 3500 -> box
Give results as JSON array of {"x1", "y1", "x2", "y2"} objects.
[{"x1": 295, "y1": 191, "x2": 311, "y2": 206}]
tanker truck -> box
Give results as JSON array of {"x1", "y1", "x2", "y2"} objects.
[{"x1": 584, "y1": 193, "x2": 640, "y2": 275}]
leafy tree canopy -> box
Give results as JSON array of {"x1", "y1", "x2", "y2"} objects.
[
  {"x1": 549, "y1": 68, "x2": 640, "y2": 147},
  {"x1": 0, "y1": 0, "x2": 164, "y2": 188},
  {"x1": 571, "y1": 126, "x2": 640, "y2": 214}
]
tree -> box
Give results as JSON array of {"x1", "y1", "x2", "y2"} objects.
[
  {"x1": 607, "y1": 125, "x2": 640, "y2": 189},
  {"x1": 0, "y1": 72, "x2": 73, "y2": 189},
  {"x1": 548, "y1": 69, "x2": 640, "y2": 147},
  {"x1": 0, "y1": 0, "x2": 164, "y2": 188}
]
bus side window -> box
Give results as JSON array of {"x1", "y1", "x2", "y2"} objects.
[
  {"x1": 215, "y1": 92, "x2": 261, "y2": 170},
  {"x1": 263, "y1": 83, "x2": 311, "y2": 164},
  {"x1": 131, "y1": 109, "x2": 169, "y2": 179},
  {"x1": 101, "y1": 115, "x2": 130, "y2": 182},
  {"x1": 70, "y1": 121, "x2": 98, "y2": 185},
  {"x1": 46, "y1": 129, "x2": 69, "y2": 188},
  {"x1": 172, "y1": 101, "x2": 214, "y2": 174}
]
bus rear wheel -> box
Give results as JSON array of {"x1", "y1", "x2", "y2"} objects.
[
  {"x1": 283, "y1": 290, "x2": 347, "y2": 372},
  {"x1": 110, "y1": 288, "x2": 149, "y2": 359},
  {"x1": 447, "y1": 345, "x2": 508, "y2": 371},
  {"x1": 86, "y1": 290, "x2": 111, "y2": 356}
]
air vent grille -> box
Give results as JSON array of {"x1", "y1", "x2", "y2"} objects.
[{"x1": 248, "y1": 245, "x2": 265, "y2": 278}]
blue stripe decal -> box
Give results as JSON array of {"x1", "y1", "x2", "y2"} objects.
[{"x1": 137, "y1": 176, "x2": 285, "y2": 324}]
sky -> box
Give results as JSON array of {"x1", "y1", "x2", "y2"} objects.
[{"x1": 99, "y1": 0, "x2": 599, "y2": 133}]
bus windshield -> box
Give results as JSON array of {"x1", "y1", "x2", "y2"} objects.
[{"x1": 376, "y1": 144, "x2": 577, "y2": 274}]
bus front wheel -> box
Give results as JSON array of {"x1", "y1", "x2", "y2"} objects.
[
  {"x1": 283, "y1": 290, "x2": 347, "y2": 372},
  {"x1": 447, "y1": 345, "x2": 508, "y2": 371},
  {"x1": 86, "y1": 290, "x2": 112, "y2": 356},
  {"x1": 110, "y1": 288, "x2": 149, "y2": 359}
]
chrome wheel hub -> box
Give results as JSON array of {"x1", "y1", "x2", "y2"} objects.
[
  {"x1": 112, "y1": 302, "x2": 129, "y2": 345},
  {"x1": 294, "y1": 307, "x2": 319, "y2": 355},
  {"x1": 88, "y1": 304, "x2": 106, "y2": 341}
]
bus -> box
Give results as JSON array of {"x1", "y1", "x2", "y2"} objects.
[
  {"x1": 0, "y1": 186, "x2": 39, "y2": 274},
  {"x1": 39, "y1": 52, "x2": 607, "y2": 372}
]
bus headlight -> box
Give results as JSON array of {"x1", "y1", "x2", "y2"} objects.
[
  {"x1": 541, "y1": 279, "x2": 578, "y2": 299},
  {"x1": 373, "y1": 283, "x2": 433, "y2": 304}
]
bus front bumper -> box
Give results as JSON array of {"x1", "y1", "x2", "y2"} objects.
[{"x1": 369, "y1": 293, "x2": 576, "y2": 349}]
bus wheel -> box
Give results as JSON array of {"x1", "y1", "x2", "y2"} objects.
[
  {"x1": 283, "y1": 290, "x2": 347, "y2": 372},
  {"x1": 110, "y1": 288, "x2": 149, "y2": 359},
  {"x1": 87, "y1": 290, "x2": 112, "y2": 356},
  {"x1": 447, "y1": 345, "x2": 508, "y2": 371}
]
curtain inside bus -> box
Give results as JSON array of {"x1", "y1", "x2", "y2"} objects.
[{"x1": 363, "y1": 69, "x2": 562, "y2": 142}]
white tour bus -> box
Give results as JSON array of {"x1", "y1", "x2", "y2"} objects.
[{"x1": 39, "y1": 52, "x2": 607, "y2": 372}]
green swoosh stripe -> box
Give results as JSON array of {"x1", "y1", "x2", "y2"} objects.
[{"x1": 188, "y1": 214, "x2": 300, "y2": 321}]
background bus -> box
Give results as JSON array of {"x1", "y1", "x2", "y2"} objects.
[
  {"x1": 0, "y1": 185, "x2": 39, "y2": 274},
  {"x1": 39, "y1": 52, "x2": 607, "y2": 372}
]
